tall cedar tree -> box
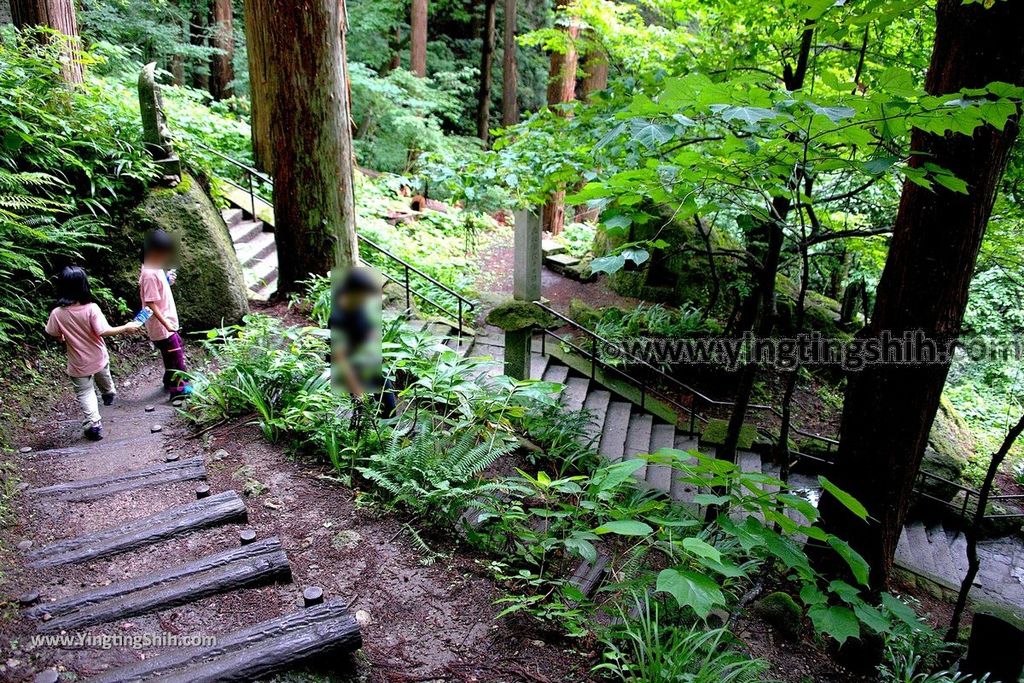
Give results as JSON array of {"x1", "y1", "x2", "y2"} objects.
[
  {"x1": 249, "y1": 0, "x2": 359, "y2": 292},
  {"x1": 242, "y1": 0, "x2": 272, "y2": 170},
  {"x1": 818, "y1": 0, "x2": 1024, "y2": 588},
  {"x1": 209, "y1": 0, "x2": 234, "y2": 100},
  {"x1": 542, "y1": 0, "x2": 578, "y2": 235},
  {"x1": 476, "y1": 0, "x2": 497, "y2": 143},
  {"x1": 501, "y1": 0, "x2": 518, "y2": 126},
  {"x1": 409, "y1": 0, "x2": 427, "y2": 76},
  {"x1": 11, "y1": 0, "x2": 83, "y2": 83}
]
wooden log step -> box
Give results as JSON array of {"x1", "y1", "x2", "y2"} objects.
[
  {"x1": 27, "y1": 537, "x2": 290, "y2": 633},
  {"x1": 26, "y1": 491, "x2": 247, "y2": 568},
  {"x1": 27, "y1": 458, "x2": 206, "y2": 502},
  {"x1": 89, "y1": 600, "x2": 362, "y2": 683},
  {"x1": 19, "y1": 434, "x2": 164, "y2": 458}
]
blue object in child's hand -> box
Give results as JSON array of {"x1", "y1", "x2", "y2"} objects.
[{"x1": 133, "y1": 308, "x2": 153, "y2": 324}]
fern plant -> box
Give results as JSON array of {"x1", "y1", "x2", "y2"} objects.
[{"x1": 358, "y1": 425, "x2": 515, "y2": 520}]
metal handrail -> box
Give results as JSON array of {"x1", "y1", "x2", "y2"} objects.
[
  {"x1": 534, "y1": 301, "x2": 836, "y2": 449},
  {"x1": 191, "y1": 143, "x2": 476, "y2": 332},
  {"x1": 916, "y1": 469, "x2": 1024, "y2": 520}
]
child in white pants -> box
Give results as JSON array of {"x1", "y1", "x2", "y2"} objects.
[{"x1": 45, "y1": 267, "x2": 143, "y2": 440}]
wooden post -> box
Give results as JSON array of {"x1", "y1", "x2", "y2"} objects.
[{"x1": 505, "y1": 209, "x2": 542, "y2": 380}]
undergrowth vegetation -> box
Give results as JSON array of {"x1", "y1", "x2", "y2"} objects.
[
  {"x1": 0, "y1": 32, "x2": 156, "y2": 344},
  {"x1": 186, "y1": 308, "x2": 954, "y2": 678}
]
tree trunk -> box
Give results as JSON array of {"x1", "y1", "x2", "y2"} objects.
[
  {"x1": 818, "y1": 0, "x2": 1024, "y2": 589},
  {"x1": 254, "y1": 0, "x2": 360, "y2": 293},
  {"x1": 579, "y1": 44, "x2": 607, "y2": 100},
  {"x1": 190, "y1": 2, "x2": 209, "y2": 91},
  {"x1": 242, "y1": 0, "x2": 272, "y2": 171},
  {"x1": 11, "y1": 0, "x2": 83, "y2": 84},
  {"x1": 476, "y1": 0, "x2": 497, "y2": 143},
  {"x1": 542, "y1": 0, "x2": 578, "y2": 235},
  {"x1": 501, "y1": 0, "x2": 518, "y2": 126},
  {"x1": 209, "y1": 0, "x2": 234, "y2": 100},
  {"x1": 409, "y1": 0, "x2": 427, "y2": 76}
]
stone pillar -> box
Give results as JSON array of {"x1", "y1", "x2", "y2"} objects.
[
  {"x1": 512, "y1": 209, "x2": 542, "y2": 302},
  {"x1": 506, "y1": 208, "x2": 542, "y2": 380}
]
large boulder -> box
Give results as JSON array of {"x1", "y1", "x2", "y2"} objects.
[
  {"x1": 98, "y1": 173, "x2": 249, "y2": 331},
  {"x1": 918, "y1": 396, "x2": 976, "y2": 502}
]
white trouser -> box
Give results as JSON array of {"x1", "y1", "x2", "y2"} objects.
[{"x1": 70, "y1": 364, "x2": 115, "y2": 426}]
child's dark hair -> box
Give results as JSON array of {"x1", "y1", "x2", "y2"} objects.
[
  {"x1": 56, "y1": 266, "x2": 93, "y2": 306},
  {"x1": 143, "y1": 228, "x2": 175, "y2": 259}
]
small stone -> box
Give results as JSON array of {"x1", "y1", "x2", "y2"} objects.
[
  {"x1": 195, "y1": 485, "x2": 211, "y2": 499},
  {"x1": 171, "y1": 399, "x2": 184, "y2": 408},
  {"x1": 34, "y1": 669, "x2": 59, "y2": 683},
  {"x1": 302, "y1": 586, "x2": 324, "y2": 607},
  {"x1": 16, "y1": 482, "x2": 30, "y2": 492},
  {"x1": 355, "y1": 609, "x2": 372, "y2": 627},
  {"x1": 331, "y1": 530, "x2": 362, "y2": 551},
  {"x1": 17, "y1": 592, "x2": 40, "y2": 607},
  {"x1": 18, "y1": 446, "x2": 32, "y2": 454},
  {"x1": 213, "y1": 449, "x2": 229, "y2": 460},
  {"x1": 239, "y1": 530, "x2": 257, "y2": 545},
  {"x1": 17, "y1": 540, "x2": 32, "y2": 551},
  {"x1": 144, "y1": 405, "x2": 156, "y2": 413},
  {"x1": 165, "y1": 453, "x2": 179, "y2": 462},
  {"x1": 151, "y1": 424, "x2": 163, "y2": 433}
]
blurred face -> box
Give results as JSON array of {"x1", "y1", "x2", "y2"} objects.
[{"x1": 147, "y1": 247, "x2": 172, "y2": 267}]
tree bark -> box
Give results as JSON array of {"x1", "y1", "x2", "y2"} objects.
[
  {"x1": 11, "y1": 0, "x2": 83, "y2": 84},
  {"x1": 579, "y1": 43, "x2": 607, "y2": 100},
  {"x1": 190, "y1": 2, "x2": 210, "y2": 91},
  {"x1": 209, "y1": 0, "x2": 234, "y2": 100},
  {"x1": 542, "y1": 0, "x2": 578, "y2": 235},
  {"x1": 409, "y1": 0, "x2": 428, "y2": 76},
  {"x1": 476, "y1": 0, "x2": 497, "y2": 143},
  {"x1": 818, "y1": 0, "x2": 1024, "y2": 589},
  {"x1": 242, "y1": 0, "x2": 272, "y2": 170},
  {"x1": 501, "y1": 0, "x2": 518, "y2": 126},
  {"x1": 254, "y1": 0, "x2": 360, "y2": 293}
]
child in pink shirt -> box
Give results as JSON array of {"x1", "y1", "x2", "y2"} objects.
[
  {"x1": 45, "y1": 266, "x2": 143, "y2": 441},
  {"x1": 140, "y1": 229, "x2": 191, "y2": 399}
]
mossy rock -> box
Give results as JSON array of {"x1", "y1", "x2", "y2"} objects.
[
  {"x1": 97, "y1": 173, "x2": 249, "y2": 331},
  {"x1": 701, "y1": 418, "x2": 758, "y2": 450},
  {"x1": 593, "y1": 208, "x2": 746, "y2": 314},
  {"x1": 753, "y1": 591, "x2": 803, "y2": 640},
  {"x1": 917, "y1": 397, "x2": 976, "y2": 503},
  {"x1": 486, "y1": 300, "x2": 558, "y2": 332}
]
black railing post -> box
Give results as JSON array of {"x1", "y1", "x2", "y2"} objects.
[
  {"x1": 458, "y1": 299, "x2": 464, "y2": 340},
  {"x1": 591, "y1": 334, "x2": 598, "y2": 379},
  {"x1": 689, "y1": 397, "x2": 698, "y2": 436},
  {"x1": 403, "y1": 265, "x2": 411, "y2": 312},
  {"x1": 247, "y1": 171, "x2": 256, "y2": 218}
]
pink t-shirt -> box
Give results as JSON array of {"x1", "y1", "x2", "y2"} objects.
[
  {"x1": 45, "y1": 303, "x2": 111, "y2": 377},
  {"x1": 139, "y1": 266, "x2": 179, "y2": 341}
]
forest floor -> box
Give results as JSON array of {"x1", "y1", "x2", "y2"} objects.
[{"x1": 0, "y1": 348, "x2": 594, "y2": 682}]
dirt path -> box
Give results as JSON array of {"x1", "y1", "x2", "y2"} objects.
[{"x1": 0, "y1": 357, "x2": 594, "y2": 682}]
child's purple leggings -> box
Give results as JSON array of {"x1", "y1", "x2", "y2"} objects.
[{"x1": 155, "y1": 332, "x2": 187, "y2": 392}]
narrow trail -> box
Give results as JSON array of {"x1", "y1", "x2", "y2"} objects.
[{"x1": 1, "y1": 358, "x2": 589, "y2": 682}]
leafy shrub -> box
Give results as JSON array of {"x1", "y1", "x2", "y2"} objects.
[{"x1": 0, "y1": 30, "x2": 156, "y2": 343}]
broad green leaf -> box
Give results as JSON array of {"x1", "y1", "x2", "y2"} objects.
[
  {"x1": 808, "y1": 605, "x2": 860, "y2": 645},
  {"x1": 593, "y1": 519, "x2": 653, "y2": 536},
  {"x1": 656, "y1": 568, "x2": 725, "y2": 619},
  {"x1": 827, "y1": 536, "x2": 871, "y2": 586},
  {"x1": 818, "y1": 476, "x2": 869, "y2": 521},
  {"x1": 682, "y1": 537, "x2": 722, "y2": 562}
]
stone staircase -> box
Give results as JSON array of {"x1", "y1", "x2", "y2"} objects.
[{"x1": 222, "y1": 207, "x2": 277, "y2": 300}]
